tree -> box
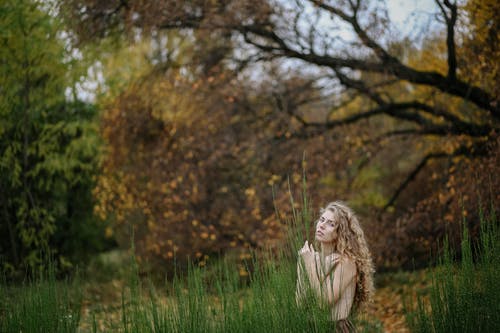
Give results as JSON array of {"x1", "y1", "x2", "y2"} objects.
[
  {"x1": 60, "y1": 0, "x2": 498, "y2": 209},
  {"x1": 59, "y1": 0, "x2": 498, "y2": 270},
  {"x1": 0, "y1": 0, "x2": 105, "y2": 276},
  {"x1": 237, "y1": 0, "x2": 498, "y2": 209}
]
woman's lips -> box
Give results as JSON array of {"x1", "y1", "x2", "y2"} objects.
[{"x1": 316, "y1": 231, "x2": 323, "y2": 237}]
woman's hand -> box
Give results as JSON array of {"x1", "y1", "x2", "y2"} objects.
[
  {"x1": 297, "y1": 241, "x2": 321, "y2": 295},
  {"x1": 298, "y1": 240, "x2": 315, "y2": 256},
  {"x1": 298, "y1": 241, "x2": 318, "y2": 267}
]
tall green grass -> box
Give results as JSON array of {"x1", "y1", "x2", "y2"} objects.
[
  {"x1": 1, "y1": 177, "x2": 382, "y2": 332},
  {"x1": 113, "y1": 183, "x2": 343, "y2": 333},
  {"x1": 110, "y1": 177, "x2": 380, "y2": 333},
  {"x1": 0, "y1": 265, "x2": 81, "y2": 333},
  {"x1": 114, "y1": 254, "x2": 338, "y2": 333},
  {"x1": 405, "y1": 207, "x2": 500, "y2": 333}
]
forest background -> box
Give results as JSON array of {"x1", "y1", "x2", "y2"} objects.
[{"x1": 0, "y1": 0, "x2": 498, "y2": 283}]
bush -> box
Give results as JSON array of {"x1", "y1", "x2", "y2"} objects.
[
  {"x1": 0, "y1": 264, "x2": 81, "y2": 333},
  {"x1": 405, "y1": 207, "x2": 500, "y2": 332}
]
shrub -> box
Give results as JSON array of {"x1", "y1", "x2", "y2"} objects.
[
  {"x1": 0, "y1": 264, "x2": 81, "y2": 333},
  {"x1": 405, "y1": 207, "x2": 500, "y2": 332}
]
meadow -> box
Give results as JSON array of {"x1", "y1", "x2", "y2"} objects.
[{"x1": 1, "y1": 206, "x2": 498, "y2": 333}]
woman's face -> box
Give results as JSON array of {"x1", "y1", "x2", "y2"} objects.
[{"x1": 315, "y1": 210, "x2": 337, "y2": 243}]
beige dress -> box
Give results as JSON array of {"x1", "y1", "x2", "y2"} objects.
[{"x1": 296, "y1": 252, "x2": 357, "y2": 330}]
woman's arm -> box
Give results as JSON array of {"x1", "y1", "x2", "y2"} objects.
[
  {"x1": 297, "y1": 241, "x2": 323, "y2": 299},
  {"x1": 322, "y1": 256, "x2": 356, "y2": 305}
]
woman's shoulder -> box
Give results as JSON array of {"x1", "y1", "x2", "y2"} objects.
[
  {"x1": 326, "y1": 253, "x2": 356, "y2": 268},
  {"x1": 325, "y1": 252, "x2": 352, "y2": 261}
]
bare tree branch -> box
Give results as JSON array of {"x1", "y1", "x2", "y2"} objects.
[
  {"x1": 383, "y1": 151, "x2": 447, "y2": 210},
  {"x1": 382, "y1": 141, "x2": 488, "y2": 210},
  {"x1": 331, "y1": 70, "x2": 481, "y2": 132},
  {"x1": 309, "y1": 0, "x2": 403, "y2": 63},
  {"x1": 239, "y1": 4, "x2": 499, "y2": 119},
  {"x1": 435, "y1": 0, "x2": 458, "y2": 81}
]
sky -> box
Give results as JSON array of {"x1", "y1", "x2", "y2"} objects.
[{"x1": 386, "y1": 0, "x2": 438, "y2": 36}]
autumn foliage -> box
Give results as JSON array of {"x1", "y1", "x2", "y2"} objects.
[
  {"x1": 94, "y1": 70, "x2": 281, "y2": 270},
  {"x1": 93, "y1": 59, "x2": 375, "y2": 272},
  {"x1": 54, "y1": 0, "x2": 500, "y2": 273}
]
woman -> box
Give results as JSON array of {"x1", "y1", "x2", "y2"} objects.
[{"x1": 296, "y1": 201, "x2": 374, "y2": 333}]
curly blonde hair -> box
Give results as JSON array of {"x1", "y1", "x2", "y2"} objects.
[{"x1": 320, "y1": 201, "x2": 375, "y2": 310}]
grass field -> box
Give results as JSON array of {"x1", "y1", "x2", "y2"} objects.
[
  {"x1": 79, "y1": 266, "x2": 429, "y2": 332},
  {"x1": 1, "y1": 209, "x2": 497, "y2": 333},
  {"x1": 0, "y1": 248, "x2": 432, "y2": 333}
]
